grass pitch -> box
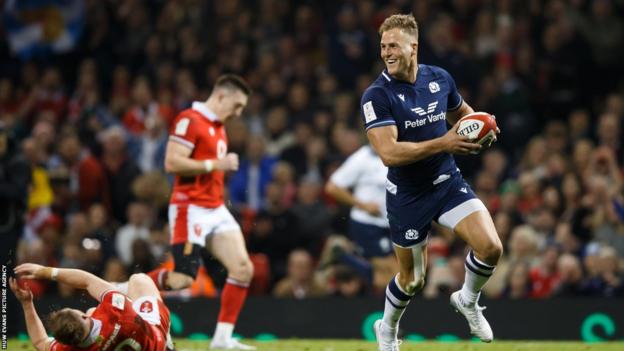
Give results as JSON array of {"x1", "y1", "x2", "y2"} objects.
[{"x1": 7, "y1": 339, "x2": 624, "y2": 350}]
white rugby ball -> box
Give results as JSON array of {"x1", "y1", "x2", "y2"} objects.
[{"x1": 456, "y1": 112, "x2": 498, "y2": 153}]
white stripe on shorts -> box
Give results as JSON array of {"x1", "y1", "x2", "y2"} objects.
[{"x1": 438, "y1": 198, "x2": 487, "y2": 229}]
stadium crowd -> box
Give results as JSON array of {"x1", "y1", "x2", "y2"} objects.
[{"x1": 1, "y1": 0, "x2": 623, "y2": 300}]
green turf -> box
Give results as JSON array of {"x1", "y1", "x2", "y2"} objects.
[{"x1": 7, "y1": 339, "x2": 624, "y2": 350}]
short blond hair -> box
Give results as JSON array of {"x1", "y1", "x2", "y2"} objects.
[{"x1": 379, "y1": 14, "x2": 419, "y2": 40}]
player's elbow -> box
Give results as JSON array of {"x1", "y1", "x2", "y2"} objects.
[
  {"x1": 164, "y1": 156, "x2": 176, "y2": 173},
  {"x1": 374, "y1": 145, "x2": 399, "y2": 167},
  {"x1": 378, "y1": 153, "x2": 399, "y2": 167},
  {"x1": 325, "y1": 181, "x2": 339, "y2": 196},
  {"x1": 129, "y1": 273, "x2": 152, "y2": 285},
  {"x1": 33, "y1": 338, "x2": 47, "y2": 351},
  {"x1": 379, "y1": 157, "x2": 394, "y2": 167}
]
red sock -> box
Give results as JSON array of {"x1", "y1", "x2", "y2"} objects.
[
  {"x1": 147, "y1": 268, "x2": 169, "y2": 290},
  {"x1": 217, "y1": 278, "x2": 249, "y2": 324}
]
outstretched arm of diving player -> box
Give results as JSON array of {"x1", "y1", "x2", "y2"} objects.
[
  {"x1": 9, "y1": 278, "x2": 49, "y2": 351},
  {"x1": 14, "y1": 263, "x2": 114, "y2": 302}
]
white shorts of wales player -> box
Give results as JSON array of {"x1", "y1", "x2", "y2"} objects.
[{"x1": 168, "y1": 204, "x2": 242, "y2": 247}]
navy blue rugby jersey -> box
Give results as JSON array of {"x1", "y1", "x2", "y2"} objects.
[{"x1": 361, "y1": 64, "x2": 463, "y2": 188}]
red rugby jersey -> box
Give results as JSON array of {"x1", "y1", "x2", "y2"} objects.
[{"x1": 168, "y1": 102, "x2": 228, "y2": 208}]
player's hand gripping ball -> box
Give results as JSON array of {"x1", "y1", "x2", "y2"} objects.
[{"x1": 456, "y1": 112, "x2": 498, "y2": 154}]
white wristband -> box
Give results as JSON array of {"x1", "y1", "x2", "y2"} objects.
[
  {"x1": 51, "y1": 268, "x2": 59, "y2": 281},
  {"x1": 203, "y1": 160, "x2": 214, "y2": 172}
]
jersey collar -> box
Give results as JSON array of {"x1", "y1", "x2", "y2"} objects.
[
  {"x1": 382, "y1": 66, "x2": 421, "y2": 86},
  {"x1": 78, "y1": 318, "x2": 102, "y2": 347},
  {"x1": 192, "y1": 101, "x2": 219, "y2": 122}
]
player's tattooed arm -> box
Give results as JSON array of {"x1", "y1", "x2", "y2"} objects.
[{"x1": 14, "y1": 263, "x2": 115, "y2": 302}]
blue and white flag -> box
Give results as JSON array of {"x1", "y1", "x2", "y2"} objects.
[{"x1": 3, "y1": 0, "x2": 85, "y2": 59}]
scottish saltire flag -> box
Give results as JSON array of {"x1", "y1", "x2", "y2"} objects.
[{"x1": 3, "y1": 0, "x2": 85, "y2": 59}]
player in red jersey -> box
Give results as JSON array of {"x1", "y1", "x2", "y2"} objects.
[
  {"x1": 147, "y1": 74, "x2": 255, "y2": 350},
  {"x1": 9, "y1": 263, "x2": 173, "y2": 351}
]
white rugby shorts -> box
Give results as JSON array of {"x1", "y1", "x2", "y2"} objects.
[{"x1": 168, "y1": 204, "x2": 241, "y2": 247}]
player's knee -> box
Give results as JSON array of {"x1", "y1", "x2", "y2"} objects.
[
  {"x1": 128, "y1": 273, "x2": 157, "y2": 295},
  {"x1": 397, "y1": 271, "x2": 425, "y2": 294},
  {"x1": 480, "y1": 240, "x2": 503, "y2": 265},
  {"x1": 411, "y1": 272, "x2": 426, "y2": 292},
  {"x1": 229, "y1": 259, "x2": 254, "y2": 282},
  {"x1": 168, "y1": 271, "x2": 194, "y2": 289},
  {"x1": 406, "y1": 277, "x2": 425, "y2": 293},
  {"x1": 129, "y1": 273, "x2": 151, "y2": 286}
]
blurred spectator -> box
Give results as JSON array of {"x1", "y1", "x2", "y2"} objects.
[
  {"x1": 595, "y1": 113, "x2": 622, "y2": 161},
  {"x1": 424, "y1": 255, "x2": 465, "y2": 298},
  {"x1": 583, "y1": 245, "x2": 623, "y2": 297},
  {"x1": 49, "y1": 133, "x2": 109, "y2": 212},
  {"x1": 328, "y1": 5, "x2": 374, "y2": 89},
  {"x1": 228, "y1": 135, "x2": 277, "y2": 211},
  {"x1": 271, "y1": 161, "x2": 298, "y2": 208},
  {"x1": 115, "y1": 202, "x2": 151, "y2": 266},
  {"x1": 502, "y1": 262, "x2": 532, "y2": 299},
  {"x1": 16, "y1": 239, "x2": 49, "y2": 297},
  {"x1": 569, "y1": 0, "x2": 624, "y2": 94},
  {"x1": 129, "y1": 238, "x2": 156, "y2": 273},
  {"x1": 148, "y1": 222, "x2": 170, "y2": 264},
  {"x1": 131, "y1": 171, "x2": 171, "y2": 211},
  {"x1": 332, "y1": 265, "x2": 367, "y2": 297},
  {"x1": 20, "y1": 67, "x2": 68, "y2": 125},
  {"x1": 300, "y1": 136, "x2": 330, "y2": 183},
  {"x1": 0, "y1": 124, "x2": 32, "y2": 270},
  {"x1": 280, "y1": 122, "x2": 314, "y2": 179},
  {"x1": 292, "y1": 179, "x2": 332, "y2": 256},
  {"x1": 248, "y1": 182, "x2": 299, "y2": 281},
  {"x1": 529, "y1": 245, "x2": 561, "y2": 298},
  {"x1": 85, "y1": 203, "x2": 116, "y2": 264},
  {"x1": 485, "y1": 225, "x2": 540, "y2": 297},
  {"x1": 103, "y1": 258, "x2": 129, "y2": 283},
  {"x1": 273, "y1": 249, "x2": 327, "y2": 299},
  {"x1": 127, "y1": 112, "x2": 168, "y2": 173},
  {"x1": 264, "y1": 106, "x2": 295, "y2": 156},
  {"x1": 21, "y1": 137, "x2": 53, "y2": 241},
  {"x1": 553, "y1": 254, "x2": 585, "y2": 297},
  {"x1": 122, "y1": 77, "x2": 174, "y2": 136},
  {"x1": 325, "y1": 142, "x2": 396, "y2": 290},
  {"x1": 100, "y1": 126, "x2": 141, "y2": 223}
]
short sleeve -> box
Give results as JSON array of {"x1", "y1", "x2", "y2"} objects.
[
  {"x1": 439, "y1": 68, "x2": 463, "y2": 111},
  {"x1": 48, "y1": 339, "x2": 60, "y2": 351},
  {"x1": 361, "y1": 87, "x2": 396, "y2": 131},
  {"x1": 169, "y1": 114, "x2": 199, "y2": 149},
  {"x1": 49, "y1": 338, "x2": 71, "y2": 351},
  {"x1": 99, "y1": 290, "x2": 130, "y2": 312},
  {"x1": 330, "y1": 148, "x2": 365, "y2": 188},
  {"x1": 99, "y1": 289, "x2": 115, "y2": 303}
]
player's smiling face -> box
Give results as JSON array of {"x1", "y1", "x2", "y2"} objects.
[{"x1": 380, "y1": 28, "x2": 417, "y2": 80}]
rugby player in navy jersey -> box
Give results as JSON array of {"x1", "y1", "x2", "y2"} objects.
[{"x1": 361, "y1": 14, "x2": 502, "y2": 350}]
